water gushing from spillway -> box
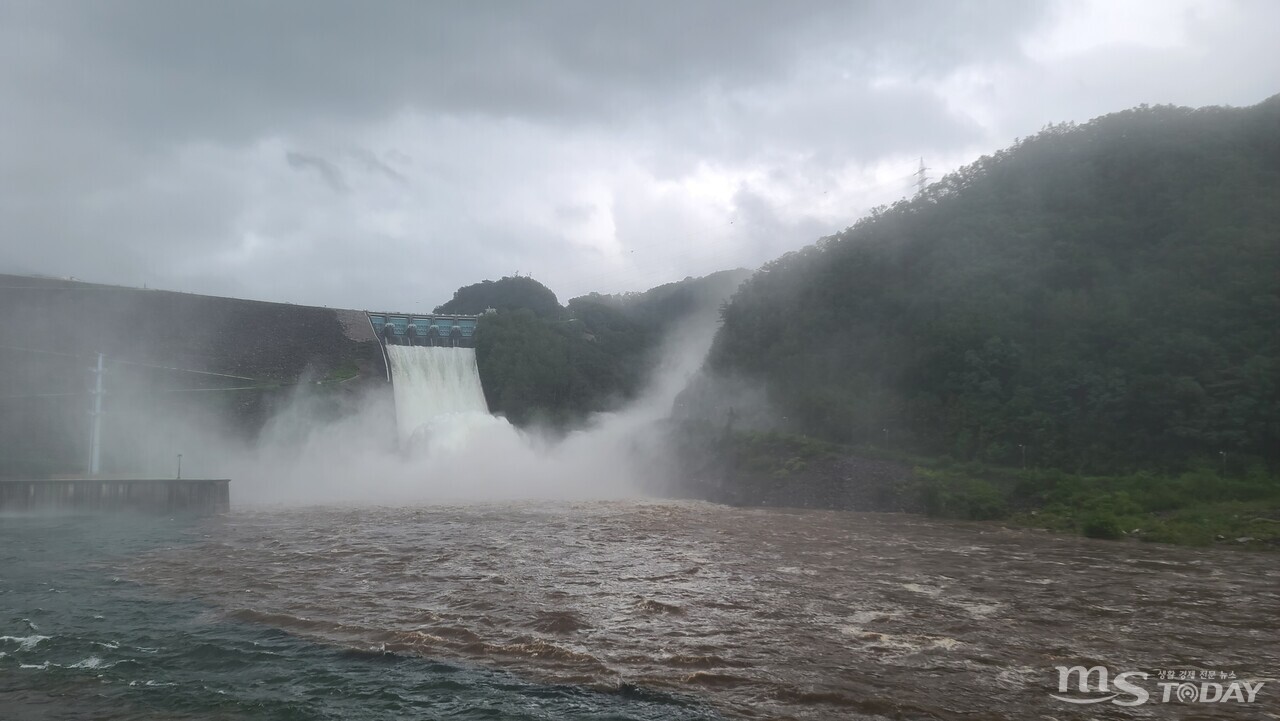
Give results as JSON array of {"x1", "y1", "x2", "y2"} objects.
[
  {"x1": 384, "y1": 345, "x2": 501, "y2": 452},
  {"x1": 232, "y1": 311, "x2": 720, "y2": 504}
]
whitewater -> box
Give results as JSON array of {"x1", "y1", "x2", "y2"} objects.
[{"x1": 384, "y1": 345, "x2": 505, "y2": 452}]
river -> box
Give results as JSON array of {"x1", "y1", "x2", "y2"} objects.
[{"x1": 2, "y1": 502, "x2": 1275, "y2": 719}]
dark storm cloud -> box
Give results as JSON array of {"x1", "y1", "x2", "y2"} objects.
[
  {"x1": 730, "y1": 187, "x2": 829, "y2": 265},
  {"x1": 286, "y1": 151, "x2": 348, "y2": 193},
  {"x1": 3, "y1": 0, "x2": 1041, "y2": 143},
  {"x1": 349, "y1": 149, "x2": 409, "y2": 186}
]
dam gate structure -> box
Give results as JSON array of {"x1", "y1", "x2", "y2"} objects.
[{"x1": 367, "y1": 313, "x2": 478, "y2": 348}]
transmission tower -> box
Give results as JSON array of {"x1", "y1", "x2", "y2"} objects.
[{"x1": 913, "y1": 157, "x2": 930, "y2": 196}]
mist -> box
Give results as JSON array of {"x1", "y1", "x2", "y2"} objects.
[{"x1": 212, "y1": 307, "x2": 723, "y2": 507}]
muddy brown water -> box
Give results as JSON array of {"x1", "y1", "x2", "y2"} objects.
[{"x1": 130, "y1": 501, "x2": 1278, "y2": 720}]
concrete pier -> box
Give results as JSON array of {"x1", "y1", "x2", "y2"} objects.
[{"x1": 0, "y1": 478, "x2": 230, "y2": 514}]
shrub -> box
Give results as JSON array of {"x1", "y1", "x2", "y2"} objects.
[{"x1": 1081, "y1": 513, "x2": 1125, "y2": 540}]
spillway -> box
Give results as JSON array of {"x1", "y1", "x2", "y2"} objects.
[{"x1": 385, "y1": 345, "x2": 492, "y2": 449}]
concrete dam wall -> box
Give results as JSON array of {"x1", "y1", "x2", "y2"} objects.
[{"x1": 0, "y1": 274, "x2": 389, "y2": 481}]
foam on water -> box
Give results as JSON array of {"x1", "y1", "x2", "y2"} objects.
[
  {"x1": 0, "y1": 634, "x2": 50, "y2": 651},
  {"x1": 19, "y1": 661, "x2": 52, "y2": 670}
]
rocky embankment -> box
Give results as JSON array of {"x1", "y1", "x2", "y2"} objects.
[{"x1": 669, "y1": 425, "x2": 922, "y2": 512}]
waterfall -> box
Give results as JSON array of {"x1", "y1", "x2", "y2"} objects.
[{"x1": 384, "y1": 345, "x2": 494, "y2": 450}]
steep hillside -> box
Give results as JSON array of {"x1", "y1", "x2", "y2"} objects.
[
  {"x1": 707, "y1": 98, "x2": 1280, "y2": 474},
  {"x1": 469, "y1": 270, "x2": 749, "y2": 427}
]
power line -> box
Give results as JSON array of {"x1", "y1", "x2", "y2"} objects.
[
  {"x1": 149, "y1": 385, "x2": 275, "y2": 393},
  {"x1": 0, "y1": 385, "x2": 274, "y2": 401},
  {"x1": 0, "y1": 284, "x2": 139, "y2": 291},
  {"x1": 0, "y1": 345, "x2": 256, "y2": 381}
]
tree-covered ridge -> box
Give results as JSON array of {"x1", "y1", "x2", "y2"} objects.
[
  {"x1": 709, "y1": 98, "x2": 1280, "y2": 474},
  {"x1": 568, "y1": 269, "x2": 752, "y2": 327},
  {"x1": 434, "y1": 276, "x2": 562, "y2": 318},
  {"x1": 463, "y1": 271, "x2": 748, "y2": 427}
]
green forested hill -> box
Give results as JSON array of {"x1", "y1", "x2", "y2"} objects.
[
  {"x1": 435, "y1": 276, "x2": 563, "y2": 318},
  {"x1": 466, "y1": 270, "x2": 748, "y2": 427},
  {"x1": 708, "y1": 98, "x2": 1280, "y2": 474}
]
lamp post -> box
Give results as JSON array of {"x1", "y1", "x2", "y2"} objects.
[
  {"x1": 176, "y1": 453, "x2": 183, "y2": 480},
  {"x1": 88, "y1": 352, "x2": 104, "y2": 476}
]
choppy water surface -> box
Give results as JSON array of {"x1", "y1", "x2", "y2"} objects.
[{"x1": 4, "y1": 502, "x2": 1277, "y2": 719}]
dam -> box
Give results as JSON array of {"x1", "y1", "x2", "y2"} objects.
[
  {"x1": 0, "y1": 277, "x2": 492, "y2": 508},
  {"x1": 369, "y1": 312, "x2": 495, "y2": 450}
]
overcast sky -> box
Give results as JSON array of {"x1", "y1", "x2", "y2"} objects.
[{"x1": 1, "y1": 0, "x2": 1276, "y2": 310}]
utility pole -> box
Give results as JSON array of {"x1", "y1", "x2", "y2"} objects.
[
  {"x1": 914, "y1": 157, "x2": 930, "y2": 196},
  {"x1": 88, "y1": 352, "x2": 104, "y2": 477}
]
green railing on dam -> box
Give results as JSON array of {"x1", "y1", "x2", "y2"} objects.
[{"x1": 0, "y1": 478, "x2": 230, "y2": 514}]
